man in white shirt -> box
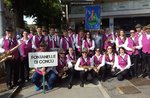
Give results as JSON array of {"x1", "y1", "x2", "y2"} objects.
[{"x1": 75, "y1": 48, "x2": 93, "y2": 87}]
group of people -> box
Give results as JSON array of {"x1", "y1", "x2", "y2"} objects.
[{"x1": 0, "y1": 23, "x2": 150, "y2": 91}]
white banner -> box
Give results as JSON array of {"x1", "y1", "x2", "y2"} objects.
[{"x1": 28, "y1": 52, "x2": 58, "y2": 68}]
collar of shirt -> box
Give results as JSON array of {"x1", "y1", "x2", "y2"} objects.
[
  {"x1": 146, "y1": 33, "x2": 150, "y2": 39},
  {"x1": 120, "y1": 36, "x2": 124, "y2": 39},
  {"x1": 95, "y1": 54, "x2": 102, "y2": 58},
  {"x1": 21, "y1": 38, "x2": 30, "y2": 44},
  {"x1": 120, "y1": 54, "x2": 126, "y2": 58},
  {"x1": 82, "y1": 57, "x2": 88, "y2": 61},
  {"x1": 131, "y1": 36, "x2": 135, "y2": 40}
]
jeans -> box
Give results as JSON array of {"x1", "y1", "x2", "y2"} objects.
[{"x1": 31, "y1": 70, "x2": 57, "y2": 89}]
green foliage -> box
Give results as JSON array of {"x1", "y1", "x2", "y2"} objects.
[
  {"x1": 4, "y1": 0, "x2": 62, "y2": 28},
  {"x1": 4, "y1": 0, "x2": 12, "y2": 9}
]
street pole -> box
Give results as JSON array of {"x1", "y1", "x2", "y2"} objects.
[
  {"x1": 0, "y1": 0, "x2": 4, "y2": 37},
  {"x1": 65, "y1": 4, "x2": 69, "y2": 25}
]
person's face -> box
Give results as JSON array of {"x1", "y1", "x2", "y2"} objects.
[
  {"x1": 63, "y1": 31, "x2": 68, "y2": 37},
  {"x1": 39, "y1": 46, "x2": 46, "y2": 51},
  {"x1": 136, "y1": 28, "x2": 141, "y2": 32},
  {"x1": 120, "y1": 30, "x2": 124, "y2": 36},
  {"x1": 23, "y1": 31, "x2": 28, "y2": 37},
  {"x1": 6, "y1": 31, "x2": 13, "y2": 38},
  {"x1": 37, "y1": 28, "x2": 42, "y2": 35},
  {"x1": 119, "y1": 48, "x2": 125, "y2": 55},
  {"x1": 49, "y1": 28, "x2": 55, "y2": 35},
  {"x1": 42, "y1": 31, "x2": 47, "y2": 36},
  {"x1": 59, "y1": 52, "x2": 66, "y2": 58},
  {"x1": 130, "y1": 32, "x2": 135, "y2": 37},
  {"x1": 95, "y1": 49, "x2": 100, "y2": 55},
  {"x1": 86, "y1": 32, "x2": 90, "y2": 38},
  {"x1": 106, "y1": 28, "x2": 110, "y2": 34},
  {"x1": 146, "y1": 28, "x2": 150, "y2": 34},
  {"x1": 82, "y1": 52, "x2": 88, "y2": 58},
  {"x1": 69, "y1": 48, "x2": 73, "y2": 54},
  {"x1": 107, "y1": 47, "x2": 112, "y2": 53},
  {"x1": 68, "y1": 30, "x2": 72, "y2": 35},
  {"x1": 79, "y1": 31, "x2": 84, "y2": 37}
]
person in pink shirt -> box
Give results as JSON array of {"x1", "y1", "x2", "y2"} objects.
[
  {"x1": 124, "y1": 29, "x2": 141, "y2": 77},
  {"x1": 112, "y1": 47, "x2": 131, "y2": 81},
  {"x1": 139, "y1": 24, "x2": 150, "y2": 78},
  {"x1": 18, "y1": 30, "x2": 32, "y2": 83},
  {"x1": 82, "y1": 31, "x2": 95, "y2": 57}
]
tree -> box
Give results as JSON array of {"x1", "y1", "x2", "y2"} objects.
[{"x1": 4, "y1": 0, "x2": 62, "y2": 28}]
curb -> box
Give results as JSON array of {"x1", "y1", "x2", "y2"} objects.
[
  {"x1": 8, "y1": 85, "x2": 22, "y2": 98},
  {"x1": 97, "y1": 81, "x2": 111, "y2": 98}
]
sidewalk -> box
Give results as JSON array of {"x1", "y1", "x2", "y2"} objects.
[
  {"x1": 101, "y1": 77, "x2": 150, "y2": 98},
  {"x1": 0, "y1": 77, "x2": 7, "y2": 92},
  {"x1": 0, "y1": 77, "x2": 150, "y2": 98},
  {"x1": 15, "y1": 79, "x2": 105, "y2": 98}
]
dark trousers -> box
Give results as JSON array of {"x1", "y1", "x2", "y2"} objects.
[
  {"x1": 20, "y1": 57, "x2": 30, "y2": 82},
  {"x1": 130, "y1": 54, "x2": 139, "y2": 77},
  {"x1": 66, "y1": 68, "x2": 74, "y2": 85},
  {"x1": 97, "y1": 66, "x2": 106, "y2": 80},
  {"x1": 57, "y1": 68, "x2": 74, "y2": 85},
  {"x1": 105, "y1": 64, "x2": 113, "y2": 77},
  {"x1": 5, "y1": 59, "x2": 19, "y2": 86},
  {"x1": 142, "y1": 52, "x2": 150, "y2": 78},
  {"x1": 80, "y1": 69, "x2": 96, "y2": 83},
  {"x1": 117, "y1": 69, "x2": 129, "y2": 81}
]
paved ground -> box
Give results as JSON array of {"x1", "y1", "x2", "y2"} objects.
[
  {"x1": 0, "y1": 77, "x2": 150, "y2": 98},
  {"x1": 15, "y1": 79, "x2": 105, "y2": 98}
]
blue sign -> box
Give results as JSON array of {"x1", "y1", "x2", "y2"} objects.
[{"x1": 85, "y1": 5, "x2": 101, "y2": 30}]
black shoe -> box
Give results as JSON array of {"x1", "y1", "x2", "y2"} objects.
[
  {"x1": 7, "y1": 85, "x2": 13, "y2": 90},
  {"x1": 98, "y1": 77, "x2": 101, "y2": 81},
  {"x1": 101, "y1": 79, "x2": 105, "y2": 82},
  {"x1": 80, "y1": 83, "x2": 84, "y2": 87},
  {"x1": 68, "y1": 84, "x2": 72, "y2": 89},
  {"x1": 142, "y1": 73, "x2": 147, "y2": 78}
]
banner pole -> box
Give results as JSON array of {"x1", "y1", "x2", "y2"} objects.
[{"x1": 43, "y1": 74, "x2": 46, "y2": 94}]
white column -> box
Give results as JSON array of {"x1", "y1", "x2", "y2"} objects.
[
  {"x1": 109, "y1": 17, "x2": 115, "y2": 42},
  {"x1": 66, "y1": 4, "x2": 69, "y2": 24},
  {"x1": 0, "y1": 0, "x2": 4, "y2": 38}
]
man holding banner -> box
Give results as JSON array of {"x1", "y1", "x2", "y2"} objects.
[{"x1": 31, "y1": 42, "x2": 58, "y2": 91}]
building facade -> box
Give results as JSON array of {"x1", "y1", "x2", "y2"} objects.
[{"x1": 61, "y1": 0, "x2": 150, "y2": 32}]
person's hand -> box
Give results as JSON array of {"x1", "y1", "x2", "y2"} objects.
[
  {"x1": 110, "y1": 62, "x2": 114, "y2": 66},
  {"x1": 72, "y1": 60, "x2": 76, "y2": 64},
  {"x1": 4, "y1": 50, "x2": 10, "y2": 54},
  {"x1": 111, "y1": 68, "x2": 115, "y2": 72},
  {"x1": 132, "y1": 48, "x2": 135, "y2": 53},
  {"x1": 132, "y1": 46, "x2": 136, "y2": 49},
  {"x1": 84, "y1": 68, "x2": 88, "y2": 72},
  {"x1": 94, "y1": 68, "x2": 99, "y2": 73},
  {"x1": 120, "y1": 68, "x2": 124, "y2": 72},
  {"x1": 40, "y1": 67, "x2": 46, "y2": 75},
  {"x1": 64, "y1": 66, "x2": 68, "y2": 71}
]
